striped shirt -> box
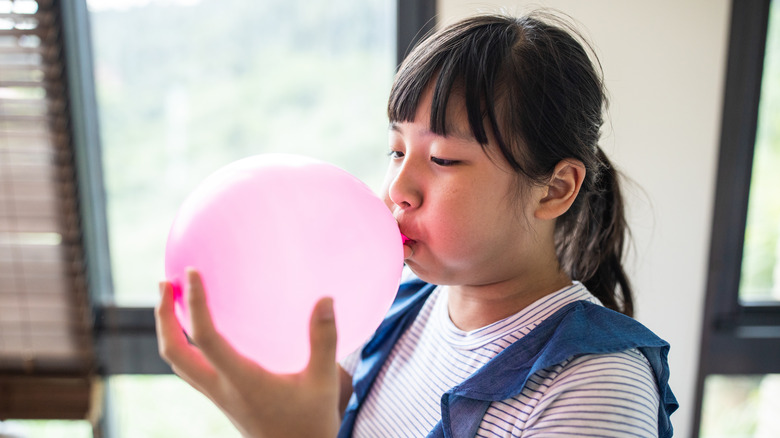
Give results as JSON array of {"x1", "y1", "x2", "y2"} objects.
[{"x1": 341, "y1": 282, "x2": 660, "y2": 437}]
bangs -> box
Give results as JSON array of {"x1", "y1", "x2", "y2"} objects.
[{"x1": 387, "y1": 16, "x2": 519, "y2": 157}]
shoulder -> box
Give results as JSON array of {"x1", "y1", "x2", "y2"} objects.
[
  {"x1": 536, "y1": 348, "x2": 660, "y2": 405},
  {"x1": 481, "y1": 349, "x2": 660, "y2": 437},
  {"x1": 480, "y1": 348, "x2": 660, "y2": 437},
  {"x1": 526, "y1": 348, "x2": 660, "y2": 436}
]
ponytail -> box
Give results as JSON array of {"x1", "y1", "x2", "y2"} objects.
[{"x1": 556, "y1": 148, "x2": 634, "y2": 317}]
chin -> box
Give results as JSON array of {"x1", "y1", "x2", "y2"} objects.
[
  {"x1": 404, "y1": 261, "x2": 436, "y2": 285},
  {"x1": 404, "y1": 261, "x2": 457, "y2": 286}
]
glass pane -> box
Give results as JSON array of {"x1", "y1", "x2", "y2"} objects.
[
  {"x1": 0, "y1": 420, "x2": 92, "y2": 438},
  {"x1": 108, "y1": 375, "x2": 238, "y2": 437},
  {"x1": 740, "y1": 0, "x2": 780, "y2": 302},
  {"x1": 86, "y1": 0, "x2": 396, "y2": 304},
  {"x1": 699, "y1": 374, "x2": 780, "y2": 438}
]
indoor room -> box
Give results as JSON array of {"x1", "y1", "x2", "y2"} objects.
[{"x1": 1, "y1": 0, "x2": 778, "y2": 437}]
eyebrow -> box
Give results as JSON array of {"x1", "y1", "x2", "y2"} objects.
[{"x1": 389, "y1": 121, "x2": 476, "y2": 142}]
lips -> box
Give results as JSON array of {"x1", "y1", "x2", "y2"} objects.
[
  {"x1": 400, "y1": 232, "x2": 415, "y2": 259},
  {"x1": 400, "y1": 231, "x2": 417, "y2": 245}
]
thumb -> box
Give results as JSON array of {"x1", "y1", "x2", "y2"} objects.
[{"x1": 307, "y1": 297, "x2": 338, "y2": 380}]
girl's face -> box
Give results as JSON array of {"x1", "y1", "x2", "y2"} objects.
[{"x1": 381, "y1": 88, "x2": 550, "y2": 287}]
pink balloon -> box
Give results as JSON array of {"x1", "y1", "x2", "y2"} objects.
[{"x1": 165, "y1": 154, "x2": 403, "y2": 374}]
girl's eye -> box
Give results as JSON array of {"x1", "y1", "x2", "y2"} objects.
[
  {"x1": 431, "y1": 156, "x2": 459, "y2": 166},
  {"x1": 388, "y1": 150, "x2": 405, "y2": 159}
]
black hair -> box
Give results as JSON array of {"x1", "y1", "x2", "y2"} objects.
[{"x1": 388, "y1": 13, "x2": 634, "y2": 316}]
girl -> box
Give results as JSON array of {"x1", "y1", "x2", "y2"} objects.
[{"x1": 156, "y1": 12, "x2": 678, "y2": 438}]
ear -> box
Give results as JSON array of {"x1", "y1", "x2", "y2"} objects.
[{"x1": 534, "y1": 159, "x2": 586, "y2": 220}]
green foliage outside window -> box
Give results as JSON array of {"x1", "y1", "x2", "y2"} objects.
[
  {"x1": 88, "y1": 0, "x2": 396, "y2": 304},
  {"x1": 740, "y1": 0, "x2": 780, "y2": 302}
]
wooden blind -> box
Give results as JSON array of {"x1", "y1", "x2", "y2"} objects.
[{"x1": 0, "y1": 0, "x2": 94, "y2": 420}]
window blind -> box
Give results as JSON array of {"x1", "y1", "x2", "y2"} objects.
[{"x1": 0, "y1": 0, "x2": 94, "y2": 420}]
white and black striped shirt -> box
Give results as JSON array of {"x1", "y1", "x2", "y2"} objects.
[{"x1": 342, "y1": 282, "x2": 660, "y2": 437}]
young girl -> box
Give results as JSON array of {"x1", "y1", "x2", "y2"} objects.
[{"x1": 156, "y1": 12, "x2": 677, "y2": 438}]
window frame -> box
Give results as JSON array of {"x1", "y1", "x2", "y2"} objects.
[
  {"x1": 59, "y1": 0, "x2": 437, "y2": 374},
  {"x1": 694, "y1": 0, "x2": 780, "y2": 433},
  {"x1": 57, "y1": 1, "x2": 434, "y2": 435}
]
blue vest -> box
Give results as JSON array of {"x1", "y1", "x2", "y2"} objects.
[{"x1": 339, "y1": 279, "x2": 678, "y2": 438}]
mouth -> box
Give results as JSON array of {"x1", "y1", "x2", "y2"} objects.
[
  {"x1": 400, "y1": 232, "x2": 415, "y2": 259},
  {"x1": 400, "y1": 231, "x2": 417, "y2": 245}
]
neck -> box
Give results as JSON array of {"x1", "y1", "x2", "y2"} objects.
[{"x1": 445, "y1": 270, "x2": 572, "y2": 332}]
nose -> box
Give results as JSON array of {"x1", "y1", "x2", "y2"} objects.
[{"x1": 385, "y1": 158, "x2": 422, "y2": 210}]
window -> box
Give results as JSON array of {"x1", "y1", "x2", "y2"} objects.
[
  {"x1": 699, "y1": 374, "x2": 780, "y2": 437},
  {"x1": 696, "y1": 0, "x2": 780, "y2": 435},
  {"x1": 739, "y1": 1, "x2": 780, "y2": 304},
  {"x1": 87, "y1": 0, "x2": 401, "y2": 305},
  {"x1": 83, "y1": 5, "x2": 405, "y2": 434},
  {"x1": 2, "y1": 0, "x2": 435, "y2": 436}
]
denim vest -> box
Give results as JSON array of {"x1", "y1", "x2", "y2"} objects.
[{"x1": 339, "y1": 279, "x2": 678, "y2": 438}]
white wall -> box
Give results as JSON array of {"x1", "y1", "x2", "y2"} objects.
[{"x1": 435, "y1": 1, "x2": 731, "y2": 436}]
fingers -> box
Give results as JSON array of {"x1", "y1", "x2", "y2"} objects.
[
  {"x1": 184, "y1": 269, "x2": 268, "y2": 381},
  {"x1": 182, "y1": 269, "x2": 219, "y2": 350},
  {"x1": 306, "y1": 297, "x2": 338, "y2": 381},
  {"x1": 155, "y1": 281, "x2": 217, "y2": 387}
]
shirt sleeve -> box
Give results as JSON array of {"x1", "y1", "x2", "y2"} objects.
[{"x1": 477, "y1": 348, "x2": 661, "y2": 437}]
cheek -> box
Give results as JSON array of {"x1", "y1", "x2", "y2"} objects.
[
  {"x1": 428, "y1": 195, "x2": 486, "y2": 246},
  {"x1": 436, "y1": 187, "x2": 521, "y2": 245}
]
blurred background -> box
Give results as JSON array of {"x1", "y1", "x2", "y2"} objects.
[{"x1": 0, "y1": 0, "x2": 778, "y2": 437}]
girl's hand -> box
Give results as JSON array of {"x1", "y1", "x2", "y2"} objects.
[{"x1": 155, "y1": 268, "x2": 340, "y2": 438}]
